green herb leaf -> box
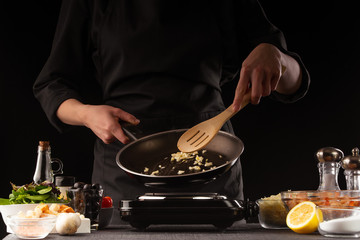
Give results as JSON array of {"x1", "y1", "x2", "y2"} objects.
[
  {"x1": 0, "y1": 198, "x2": 10, "y2": 205},
  {"x1": 27, "y1": 194, "x2": 50, "y2": 201},
  {"x1": 37, "y1": 187, "x2": 52, "y2": 195},
  {"x1": 35, "y1": 185, "x2": 47, "y2": 191},
  {"x1": 5, "y1": 182, "x2": 69, "y2": 204}
]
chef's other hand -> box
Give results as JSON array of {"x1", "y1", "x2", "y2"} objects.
[
  {"x1": 56, "y1": 99, "x2": 140, "y2": 144},
  {"x1": 233, "y1": 42, "x2": 303, "y2": 113},
  {"x1": 82, "y1": 105, "x2": 140, "y2": 144}
]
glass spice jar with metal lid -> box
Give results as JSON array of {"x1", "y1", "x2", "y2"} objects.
[
  {"x1": 55, "y1": 175, "x2": 75, "y2": 200},
  {"x1": 341, "y1": 147, "x2": 360, "y2": 190},
  {"x1": 315, "y1": 147, "x2": 344, "y2": 191}
]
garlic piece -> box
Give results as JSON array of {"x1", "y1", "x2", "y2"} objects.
[{"x1": 56, "y1": 213, "x2": 81, "y2": 235}]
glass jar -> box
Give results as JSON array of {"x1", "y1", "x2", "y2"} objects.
[{"x1": 55, "y1": 176, "x2": 75, "y2": 200}]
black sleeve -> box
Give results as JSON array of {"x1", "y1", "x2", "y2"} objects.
[
  {"x1": 237, "y1": 0, "x2": 310, "y2": 103},
  {"x1": 33, "y1": 0, "x2": 92, "y2": 132}
]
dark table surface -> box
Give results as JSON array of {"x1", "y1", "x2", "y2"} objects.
[{"x1": 3, "y1": 222, "x2": 355, "y2": 240}]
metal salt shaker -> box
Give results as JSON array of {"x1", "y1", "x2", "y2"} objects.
[
  {"x1": 315, "y1": 147, "x2": 344, "y2": 190},
  {"x1": 341, "y1": 148, "x2": 360, "y2": 190}
]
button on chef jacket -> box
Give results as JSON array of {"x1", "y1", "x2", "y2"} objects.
[{"x1": 34, "y1": 0, "x2": 309, "y2": 223}]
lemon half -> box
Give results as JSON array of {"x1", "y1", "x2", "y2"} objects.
[{"x1": 286, "y1": 201, "x2": 320, "y2": 234}]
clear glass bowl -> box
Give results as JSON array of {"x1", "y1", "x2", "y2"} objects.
[
  {"x1": 256, "y1": 199, "x2": 288, "y2": 229},
  {"x1": 317, "y1": 206, "x2": 360, "y2": 238},
  {"x1": 281, "y1": 190, "x2": 360, "y2": 211},
  {"x1": 7, "y1": 214, "x2": 57, "y2": 239},
  {"x1": 0, "y1": 204, "x2": 41, "y2": 228}
]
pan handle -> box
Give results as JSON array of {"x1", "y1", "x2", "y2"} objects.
[{"x1": 120, "y1": 121, "x2": 144, "y2": 141}]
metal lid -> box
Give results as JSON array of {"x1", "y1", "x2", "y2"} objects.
[
  {"x1": 315, "y1": 147, "x2": 344, "y2": 163},
  {"x1": 55, "y1": 176, "x2": 75, "y2": 186},
  {"x1": 342, "y1": 148, "x2": 360, "y2": 170}
]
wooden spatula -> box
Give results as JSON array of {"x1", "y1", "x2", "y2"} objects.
[{"x1": 177, "y1": 91, "x2": 251, "y2": 153}]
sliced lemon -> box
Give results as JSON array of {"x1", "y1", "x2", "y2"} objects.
[{"x1": 286, "y1": 201, "x2": 320, "y2": 234}]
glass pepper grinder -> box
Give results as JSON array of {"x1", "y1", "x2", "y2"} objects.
[
  {"x1": 341, "y1": 147, "x2": 360, "y2": 190},
  {"x1": 315, "y1": 147, "x2": 344, "y2": 191}
]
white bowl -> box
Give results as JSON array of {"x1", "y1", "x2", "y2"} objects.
[{"x1": 7, "y1": 214, "x2": 57, "y2": 239}]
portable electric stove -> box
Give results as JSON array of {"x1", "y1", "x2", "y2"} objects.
[{"x1": 119, "y1": 193, "x2": 258, "y2": 230}]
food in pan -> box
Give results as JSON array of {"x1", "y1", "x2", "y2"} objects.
[{"x1": 142, "y1": 150, "x2": 225, "y2": 176}]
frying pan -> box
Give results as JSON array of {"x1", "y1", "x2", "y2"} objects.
[{"x1": 116, "y1": 128, "x2": 244, "y2": 187}]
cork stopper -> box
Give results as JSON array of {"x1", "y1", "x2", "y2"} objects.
[{"x1": 39, "y1": 141, "x2": 50, "y2": 151}]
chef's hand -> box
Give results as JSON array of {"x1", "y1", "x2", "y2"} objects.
[
  {"x1": 81, "y1": 104, "x2": 140, "y2": 144},
  {"x1": 232, "y1": 43, "x2": 302, "y2": 112},
  {"x1": 56, "y1": 99, "x2": 140, "y2": 144}
]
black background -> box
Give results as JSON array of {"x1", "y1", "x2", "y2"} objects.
[{"x1": 0, "y1": 0, "x2": 359, "y2": 238}]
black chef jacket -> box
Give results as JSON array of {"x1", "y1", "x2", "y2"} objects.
[{"x1": 34, "y1": 0, "x2": 310, "y2": 224}]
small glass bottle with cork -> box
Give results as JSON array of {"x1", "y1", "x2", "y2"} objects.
[{"x1": 33, "y1": 141, "x2": 64, "y2": 184}]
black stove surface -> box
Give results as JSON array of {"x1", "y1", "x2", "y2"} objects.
[{"x1": 119, "y1": 193, "x2": 258, "y2": 230}]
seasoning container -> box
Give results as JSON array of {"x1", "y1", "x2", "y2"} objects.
[
  {"x1": 315, "y1": 147, "x2": 344, "y2": 191},
  {"x1": 317, "y1": 206, "x2": 360, "y2": 238},
  {"x1": 256, "y1": 194, "x2": 288, "y2": 229},
  {"x1": 68, "y1": 182, "x2": 104, "y2": 230},
  {"x1": 67, "y1": 188, "x2": 86, "y2": 215},
  {"x1": 341, "y1": 148, "x2": 360, "y2": 190},
  {"x1": 55, "y1": 176, "x2": 75, "y2": 200},
  {"x1": 33, "y1": 141, "x2": 64, "y2": 184}
]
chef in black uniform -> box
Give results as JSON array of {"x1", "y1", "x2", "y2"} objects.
[{"x1": 34, "y1": 0, "x2": 309, "y2": 224}]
